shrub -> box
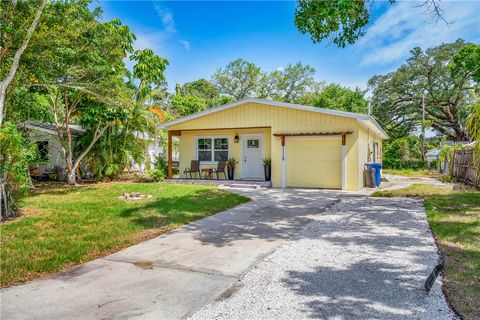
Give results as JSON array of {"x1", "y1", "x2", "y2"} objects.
[
  {"x1": 0, "y1": 123, "x2": 39, "y2": 215},
  {"x1": 150, "y1": 168, "x2": 166, "y2": 182},
  {"x1": 149, "y1": 155, "x2": 168, "y2": 181},
  {"x1": 382, "y1": 158, "x2": 427, "y2": 170}
]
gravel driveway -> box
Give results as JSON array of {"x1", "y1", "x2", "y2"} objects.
[{"x1": 190, "y1": 195, "x2": 455, "y2": 320}]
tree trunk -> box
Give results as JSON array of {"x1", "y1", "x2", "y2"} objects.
[
  {"x1": 66, "y1": 172, "x2": 76, "y2": 185},
  {"x1": 0, "y1": 0, "x2": 47, "y2": 125}
]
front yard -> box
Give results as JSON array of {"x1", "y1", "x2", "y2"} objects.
[
  {"x1": 0, "y1": 182, "x2": 248, "y2": 287},
  {"x1": 373, "y1": 184, "x2": 480, "y2": 319}
]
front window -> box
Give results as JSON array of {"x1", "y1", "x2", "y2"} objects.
[{"x1": 197, "y1": 137, "x2": 229, "y2": 162}]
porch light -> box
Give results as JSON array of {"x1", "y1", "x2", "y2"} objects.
[{"x1": 234, "y1": 134, "x2": 239, "y2": 143}]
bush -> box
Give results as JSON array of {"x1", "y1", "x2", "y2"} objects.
[
  {"x1": 382, "y1": 158, "x2": 427, "y2": 170},
  {"x1": 150, "y1": 168, "x2": 166, "y2": 182},
  {"x1": 0, "y1": 123, "x2": 39, "y2": 214},
  {"x1": 150, "y1": 155, "x2": 168, "y2": 181}
]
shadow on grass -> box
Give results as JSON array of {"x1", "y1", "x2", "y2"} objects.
[
  {"x1": 28, "y1": 184, "x2": 99, "y2": 197},
  {"x1": 119, "y1": 188, "x2": 248, "y2": 229}
]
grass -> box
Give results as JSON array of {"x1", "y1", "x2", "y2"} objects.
[
  {"x1": 373, "y1": 184, "x2": 480, "y2": 319},
  {"x1": 0, "y1": 182, "x2": 249, "y2": 287},
  {"x1": 382, "y1": 168, "x2": 442, "y2": 179}
]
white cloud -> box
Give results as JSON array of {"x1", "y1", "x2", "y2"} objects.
[
  {"x1": 275, "y1": 66, "x2": 285, "y2": 72},
  {"x1": 179, "y1": 39, "x2": 191, "y2": 51},
  {"x1": 153, "y1": 1, "x2": 176, "y2": 34},
  {"x1": 358, "y1": 1, "x2": 480, "y2": 66}
]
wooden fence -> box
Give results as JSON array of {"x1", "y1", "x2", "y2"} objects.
[{"x1": 452, "y1": 149, "x2": 480, "y2": 187}]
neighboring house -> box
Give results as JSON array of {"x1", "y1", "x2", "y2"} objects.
[
  {"x1": 20, "y1": 121, "x2": 86, "y2": 180},
  {"x1": 426, "y1": 148, "x2": 440, "y2": 163},
  {"x1": 20, "y1": 121, "x2": 164, "y2": 179},
  {"x1": 159, "y1": 98, "x2": 388, "y2": 191}
]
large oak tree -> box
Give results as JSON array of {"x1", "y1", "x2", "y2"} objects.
[{"x1": 369, "y1": 40, "x2": 474, "y2": 141}]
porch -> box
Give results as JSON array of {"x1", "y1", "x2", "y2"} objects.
[{"x1": 166, "y1": 127, "x2": 271, "y2": 181}]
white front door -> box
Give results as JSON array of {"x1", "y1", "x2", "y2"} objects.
[{"x1": 242, "y1": 135, "x2": 263, "y2": 180}]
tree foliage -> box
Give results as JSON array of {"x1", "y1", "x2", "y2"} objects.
[
  {"x1": 0, "y1": 122, "x2": 40, "y2": 216},
  {"x1": 8, "y1": 0, "x2": 139, "y2": 184},
  {"x1": 212, "y1": 59, "x2": 317, "y2": 103},
  {"x1": 451, "y1": 43, "x2": 480, "y2": 83},
  {"x1": 295, "y1": 0, "x2": 371, "y2": 48},
  {"x1": 0, "y1": 0, "x2": 47, "y2": 124},
  {"x1": 267, "y1": 63, "x2": 316, "y2": 102},
  {"x1": 181, "y1": 79, "x2": 219, "y2": 99},
  {"x1": 369, "y1": 40, "x2": 473, "y2": 140},
  {"x1": 298, "y1": 83, "x2": 368, "y2": 113},
  {"x1": 212, "y1": 58, "x2": 262, "y2": 100},
  {"x1": 294, "y1": 0, "x2": 447, "y2": 47}
]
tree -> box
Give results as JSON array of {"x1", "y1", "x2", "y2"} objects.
[
  {"x1": 451, "y1": 44, "x2": 480, "y2": 156},
  {"x1": 0, "y1": 123, "x2": 41, "y2": 218},
  {"x1": 295, "y1": 0, "x2": 448, "y2": 47},
  {"x1": 130, "y1": 48, "x2": 169, "y2": 104},
  {"x1": 181, "y1": 79, "x2": 219, "y2": 99},
  {"x1": 268, "y1": 63, "x2": 316, "y2": 102},
  {"x1": 298, "y1": 83, "x2": 368, "y2": 113},
  {"x1": 295, "y1": 0, "x2": 370, "y2": 48},
  {"x1": 81, "y1": 48, "x2": 169, "y2": 179},
  {"x1": 369, "y1": 40, "x2": 473, "y2": 140},
  {"x1": 171, "y1": 95, "x2": 207, "y2": 116},
  {"x1": 0, "y1": 0, "x2": 47, "y2": 125},
  {"x1": 212, "y1": 59, "x2": 261, "y2": 99},
  {"x1": 19, "y1": 0, "x2": 137, "y2": 184}
]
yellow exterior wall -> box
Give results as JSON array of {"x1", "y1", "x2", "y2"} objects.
[
  {"x1": 358, "y1": 126, "x2": 384, "y2": 188},
  {"x1": 168, "y1": 102, "x2": 379, "y2": 191}
]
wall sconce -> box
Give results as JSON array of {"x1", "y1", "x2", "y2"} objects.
[{"x1": 234, "y1": 134, "x2": 240, "y2": 143}]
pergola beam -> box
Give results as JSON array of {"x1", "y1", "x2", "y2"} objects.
[{"x1": 273, "y1": 131, "x2": 353, "y2": 137}]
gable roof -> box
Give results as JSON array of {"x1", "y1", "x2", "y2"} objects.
[{"x1": 159, "y1": 98, "x2": 388, "y2": 139}]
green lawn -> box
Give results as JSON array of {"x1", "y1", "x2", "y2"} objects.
[
  {"x1": 0, "y1": 182, "x2": 249, "y2": 287},
  {"x1": 382, "y1": 168, "x2": 442, "y2": 179},
  {"x1": 373, "y1": 184, "x2": 480, "y2": 319}
]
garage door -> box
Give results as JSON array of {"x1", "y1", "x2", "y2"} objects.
[{"x1": 286, "y1": 138, "x2": 342, "y2": 189}]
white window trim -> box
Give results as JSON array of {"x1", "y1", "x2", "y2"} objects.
[{"x1": 195, "y1": 135, "x2": 230, "y2": 164}]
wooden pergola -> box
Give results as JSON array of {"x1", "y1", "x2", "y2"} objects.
[
  {"x1": 273, "y1": 131, "x2": 353, "y2": 190},
  {"x1": 273, "y1": 131, "x2": 353, "y2": 146}
]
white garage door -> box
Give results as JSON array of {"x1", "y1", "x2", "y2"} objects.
[{"x1": 286, "y1": 138, "x2": 342, "y2": 189}]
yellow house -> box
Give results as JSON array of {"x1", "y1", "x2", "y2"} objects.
[{"x1": 159, "y1": 98, "x2": 388, "y2": 191}]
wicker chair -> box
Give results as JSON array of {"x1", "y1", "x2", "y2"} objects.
[
  {"x1": 184, "y1": 160, "x2": 200, "y2": 179},
  {"x1": 212, "y1": 161, "x2": 226, "y2": 180}
]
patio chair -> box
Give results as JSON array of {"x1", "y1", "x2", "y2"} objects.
[
  {"x1": 184, "y1": 160, "x2": 200, "y2": 179},
  {"x1": 212, "y1": 161, "x2": 226, "y2": 180}
]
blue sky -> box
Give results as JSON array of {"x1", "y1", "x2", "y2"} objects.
[{"x1": 99, "y1": 1, "x2": 480, "y2": 92}]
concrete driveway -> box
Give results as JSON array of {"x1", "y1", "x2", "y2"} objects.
[{"x1": 0, "y1": 188, "x2": 339, "y2": 320}]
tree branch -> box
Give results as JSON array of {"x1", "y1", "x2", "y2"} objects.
[{"x1": 0, "y1": 0, "x2": 47, "y2": 125}]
